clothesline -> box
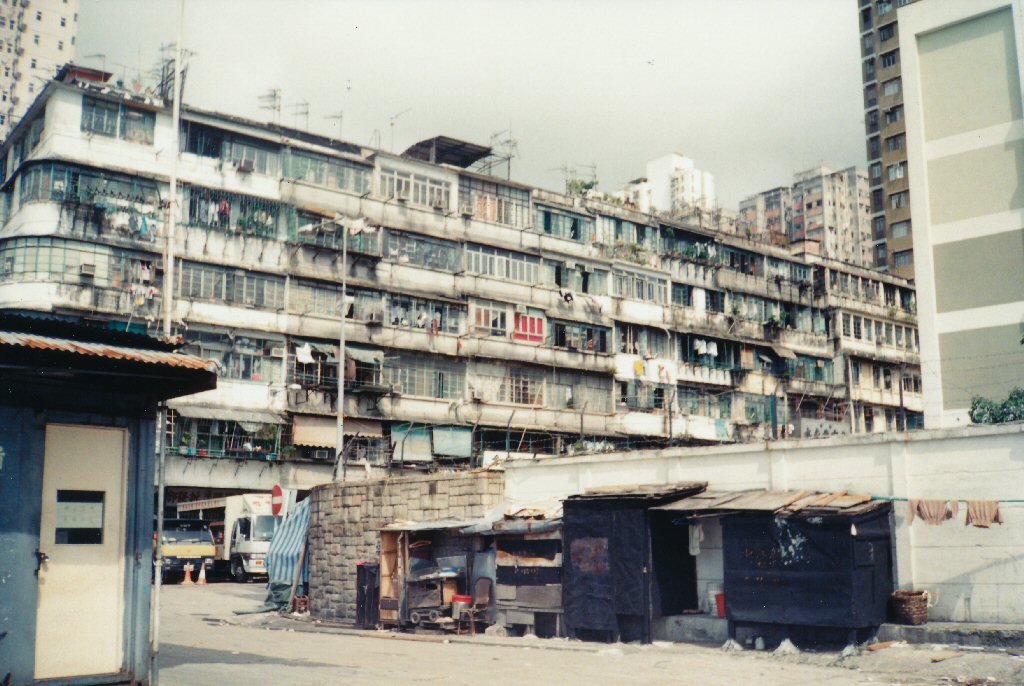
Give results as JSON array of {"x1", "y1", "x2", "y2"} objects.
[{"x1": 871, "y1": 495, "x2": 1024, "y2": 503}]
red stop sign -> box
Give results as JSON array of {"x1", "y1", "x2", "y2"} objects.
[{"x1": 271, "y1": 484, "x2": 284, "y2": 516}]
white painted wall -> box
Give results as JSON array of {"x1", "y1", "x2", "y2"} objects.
[{"x1": 503, "y1": 422, "x2": 1024, "y2": 623}]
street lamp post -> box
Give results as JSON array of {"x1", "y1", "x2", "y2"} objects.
[{"x1": 335, "y1": 216, "x2": 347, "y2": 482}]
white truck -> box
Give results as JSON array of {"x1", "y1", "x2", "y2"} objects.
[{"x1": 176, "y1": 492, "x2": 290, "y2": 582}]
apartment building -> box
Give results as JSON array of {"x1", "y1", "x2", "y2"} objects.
[
  {"x1": 620, "y1": 154, "x2": 716, "y2": 216},
  {"x1": 860, "y1": 0, "x2": 918, "y2": 277},
  {"x1": 0, "y1": 66, "x2": 923, "y2": 502},
  {"x1": 0, "y1": 0, "x2": 78, "y2": 139},
  {"x1": 899, "y1": 0, "x2": 1024, "y2": 427},
  {"x1": 738, "y1": 166, "x2": 872, "y2": 267}
]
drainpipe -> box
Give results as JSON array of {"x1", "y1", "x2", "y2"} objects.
[{"x1": 151, "y1": 404, "x2": 168, "y2": 686}]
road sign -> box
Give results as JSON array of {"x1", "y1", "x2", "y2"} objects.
[{"x1": 271, "y1": 484, "x2": 284, "y2": 516}]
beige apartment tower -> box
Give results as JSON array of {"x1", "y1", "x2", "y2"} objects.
[
  {"x1": 0, "y1": 0, "x2": 79, "y2": 139},
  {"x1": 900, "y1": 0, "x2": 1024, "y2": 427}
]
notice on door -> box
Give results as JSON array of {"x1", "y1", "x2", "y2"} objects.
[{"x1": 55, "y1": 490, "x2": 105, "y2": 544}]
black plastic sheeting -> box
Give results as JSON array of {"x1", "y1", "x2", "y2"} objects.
[
  {"x1": 722, "y1": 504, "x2": 893, "y2": 629},
  {"x1": 562, "y1": 501, "x2": 649, "y2": 639}
]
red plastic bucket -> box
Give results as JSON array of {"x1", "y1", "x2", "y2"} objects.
[{"x1": 715, "y1": 593, "x2": 726, "y2": 618}]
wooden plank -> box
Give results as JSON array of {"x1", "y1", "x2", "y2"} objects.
[
  {"x1": 780, "y1": 490, "x2": 810, "y2": 508},
  {"x1": 812, "y1": 489, "x2": 848, "y2": 508},
  {"x1": 930, "y1": 652, "x2": 963, "y2": 663},
  {"x1": 866, "y1": 640, "x2": 896, "y2": 651}
]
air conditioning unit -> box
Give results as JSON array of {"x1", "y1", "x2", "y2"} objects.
[
  {"x1": 313, "y1": 448, "x2": 332, "y2": 461},
  {"x1": 471, "y1": 388, "x2": 485, "y2": 402},
  {"x1": 12, "y1": 72, "x2": 20, "y2": 81},
  {"x1": 17, "y1": 24, "x2": 25, "y2": 31},
  {"x1": 564, "y1": 261, "x2": 577, "y2": 271},
  {"x1": 79, "y1": 263, "x2": 96, "y2": 277},
  {"x1": 366, "y1": 311, "x2": 384, "y2": 325},
  {"x1": 459, "y1": 204, "x2": 474, "y2": 218},
  {"x1": 394, "y1": 190, "x2": 409, "y2": 203},
  {"x1": 270, "y1": 347, "x2": 285, "y2": 358},
  {"x1": 390, "y1": 383, "x2": 403, "y2": 396},
  {"x1": 235, "y1": 158, "x2": 254, "y2": 174},
  {"x1": 431, "y1": 198, "x2": 447, "y2": 211},
  {"x1": 15, "y1": 47, "x2": 23, "y2": 55},
  {"x1": 153, "y1": 259, "x2": 165, "y2": 271},
  {"x1": 514, "y1": 304, "x2": 528, "y2": 315}
]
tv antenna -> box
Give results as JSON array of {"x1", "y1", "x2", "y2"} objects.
[
  {"x1": 389, "y1": 107, "x2": 411, "y2": 152},
  {"x1": 289, "y1": 99, "x2": 309, "y2": 130},
  {"x1": 258, "y1": 88, "x2": 281, "y2": 125}
]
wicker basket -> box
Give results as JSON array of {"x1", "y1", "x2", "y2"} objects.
[{"x1": 890, "y1": 590, "x2": 929, "y2": 625}]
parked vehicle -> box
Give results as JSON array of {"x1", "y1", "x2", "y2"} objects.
[
  {"x1": 177, "y1": 493, "x2": 289, "y2": 582},
  {"x1": 156, "y1": 519, "x2": 216, "y2": 583}
]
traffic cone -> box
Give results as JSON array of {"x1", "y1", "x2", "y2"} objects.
[
  {"x1": 196, "y1": 563, "x2": 207, "y2": 586},
  {"x1": 181, "y1": 563, "x2": 194, "y2": 586}
]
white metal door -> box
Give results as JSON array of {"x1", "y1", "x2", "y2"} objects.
[{"x1": 35, "y1": 424, "x2": 127, "y2": 679}]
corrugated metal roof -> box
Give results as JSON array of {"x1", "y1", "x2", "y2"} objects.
[
  {"x1": 653, "y1": 489, "x2": 880, "y2": 516},
  {"x1": 0, "y1": 331, "x2": 217, "y2": 372},
  {"x1": 568, "y1": 482, "x2": 707, "y2": 502},
  {"x1": 172, "y1": 405, "x2": 284, "y2": 425}
]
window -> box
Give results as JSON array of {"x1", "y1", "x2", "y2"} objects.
[
  {"x1": 379, "y1": 166, "x2": 449, "y2": 208},
  {"x1": 35, "y1": 10, "x2": 40, "y2": 20},
  {"x1": 226, "y1": 138, "x2": 279, "y2": 175},
  {"x1": 544, "y1": 260, "x2": 607, "y2": 295},
  {"x1": 458, "y1": 176, "x2": 530, "y2": 228},
  {"x1": 618, "y1": 323, "x2": 668, "y2": 358},
  {"x1": 853, "y1": 316, "x2": 863, "y2": 339},
  {"x1": 27, "y1": 82, "x2": 33, "y2": 94},
  {"x1": 182, "y1": 331, "x2": 283, "y2": 383},
  {"x1": 33, "y1": 34, "x2": 38, "y2": 45},
  {"x1": 185, "y1": 185, "x2": 280, "y2": 238},
  {"x1": 57, "y1": 40, "x2": 63, "y2": 50},
  {"x1": 179, "y1": 262, "x2": 285, "y2": 310},
  {"x1": 80, "y1": 96, "x2": 155, "y2": 144},
  {"x1": 863, "y1": 33, "x2": 874, "y2": 55},
  {"x1": 872, "y1": 216, "x2": 886, "y2": 240},
  {"x1": 869, "y1": 162, "x2": 881, "y2": 180},
  {"x1": 893, "y1": 250, "x2": 912, "y2": 268},
  {"x1": 551, "y1": 320, "x2": 609, "y2": 353},
  {"x1": 613, "y1": 269, "x2": 668, "y2": 304},
  {"x1": 383, "y1": 230, "x2": 460, "y2": 271},
  {"x1": 465, "y1": 244, "x2": 539, "y2": 284},
  {"x1": 383, "y1": 353, "x2": 464, "y2": 400},
  {"x1": 284, "y1": 148, "x2": 371, "y2": 195},
  {"x1": 868, "y1": 136, "x2": 881, "y2": 159},
  {"x1": 887, "y1": 162, "x2": 905, "y2": 181},
  {"x1": 866, "y1": 109, "x2": 878, "y2": 133},
  {"x1": 882, "y1": 78, "x2": 900, "y2": 97},
  {"x1": 890, "y1": 191, "x2": 908, "y2": 209},
  {"x1": 513, "y1": 309, "x2": 545, "y2": 344},
  {"x1": 60, "y1": 16, "x2": 66, "y2": 26},
  {"x1": 871, "y1": 189, "x2": 884, "y2": 213},
  {"x1": 473, "y1": 300, "x2": 508, "y2": 337},
  {"x1": 891, "y1": 220, "x2": 910, "y2": 238},
  {"x1": 536, "y1": 205, "x2": 594, "y2": 242},
  {"x1": 671, "y1": 282, "x2": 692, "y2": 307},
  {"x1": 884, "y1": 106, "x2": 902, "y2": 126},
  {"x1": 879, "y1": 23, "x2": 895, "y2": 41},
  {"x1": 877, "y1": 0, "x2": 892, "y2": 16},
  {"x1": 880, "y1": 50, "x2": 898, "y2": 68},
  {"x1": 30, "y1": 57, "x2": 36, "y2": 68},
  {"x1": 885, "y1": 134, "x2": 904, "y2": 152},
  {"x1": 384, "y1": 293, "x2": 463, "y2": 334}
]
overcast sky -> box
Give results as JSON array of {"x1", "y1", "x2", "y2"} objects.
[{"x1": 78, "y1": 0, "x2": 867, "y2": 208}]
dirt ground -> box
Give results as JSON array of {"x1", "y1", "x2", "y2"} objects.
[{"x1": 156, "y1": 582, "x2": 1024, "y2": 686}]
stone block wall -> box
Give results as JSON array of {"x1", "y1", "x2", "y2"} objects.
[{"x1": 308, "y1": 470, "x2": 505, "y2": 623}]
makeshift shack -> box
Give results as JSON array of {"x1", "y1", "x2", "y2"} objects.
[
  {"x1": 561, "y1": 482, "x2": 707, "y2": 643},
  {"x1": 466, "y1": 502, "x2": 564, "y2": 637},
  {"x1": 0, "y1": 314, "x2": 216, "y2": 685},
  {"x1": 655, "y1": 489, "x2": 894, "y2": 647},
  {"x1": 379, "y1": 519, "x2": 494, "y2": 630}
]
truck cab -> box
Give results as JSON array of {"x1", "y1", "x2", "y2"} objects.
[
  {"x1": 156, "y1": 519, "x2": 216, "y2": 583},
  {"x1": 229, "y1": 511, "x2": 282, "y2": 582}
]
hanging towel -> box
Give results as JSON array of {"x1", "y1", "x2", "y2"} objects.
[
  {"x1": 908, "y1": 499, "x2": 958, "y2": 525},
  {"x1": 965, "y1": 500, "x2": 1003, "y2": 528},
  {"x1": 688, "y1": 521, "x2": 704, "y2": 556}
]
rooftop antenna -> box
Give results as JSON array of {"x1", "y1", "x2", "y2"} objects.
[
  {"x1": 325, "y1": 110, "x2": 344, "y2": 138},
  {"x1": 289, "y1": 99, "x2": 309, "y2": 130},
  {"x1": 389, "y1": 107, "x2": 411, "y2": 153},
  {"x1": 258, "y1": 88, "x2": 281, "y2": 125},
  {"x1": 549, "y1": 164, "x2": 577, "y2": 195},
  {"x1": 479, "y1": 125, "x2": 519, "y2": 180},
  {"x1": 369, "y1": 129, "x2": 382, "y2": 149}
]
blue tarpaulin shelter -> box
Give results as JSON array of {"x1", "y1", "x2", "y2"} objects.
[{"x1": 267, "y1": 497, "x2": 311, "y2": 585}]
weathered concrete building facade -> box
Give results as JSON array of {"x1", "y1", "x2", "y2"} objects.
[{"x1": 0, "y1": 65, "x2": 922, "y2": 504}]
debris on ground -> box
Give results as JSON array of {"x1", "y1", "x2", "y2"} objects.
[
  {"x1": 774, "y1": 639, "x2": 800, "y2": 656},
  {"x1": 721, "y1": 639, "x2": 743, "y2": 652}
]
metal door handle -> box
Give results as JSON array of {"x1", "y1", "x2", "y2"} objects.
[{"x1": 35, "y1": 548, "x2": 49, "y2": 574}]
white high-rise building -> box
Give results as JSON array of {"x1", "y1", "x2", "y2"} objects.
[
  {"x1": 622, "y1": 154, "x2": 716, "y2": 215},
  {"x1": 0, "y1": 0, "x2": 79, "y2": 139}
]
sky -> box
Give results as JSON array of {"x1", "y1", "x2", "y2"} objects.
[{"x1": 77, "y1": 0, "x2": 867, "y2": 208}]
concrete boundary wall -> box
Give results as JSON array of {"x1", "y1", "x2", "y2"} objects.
[
  {"x1": 308, "y1": 471, "x2": 505, "y2": 623},
  {"x1": 503, "y1": 423, "x2": 1024, "y2": 624}
]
